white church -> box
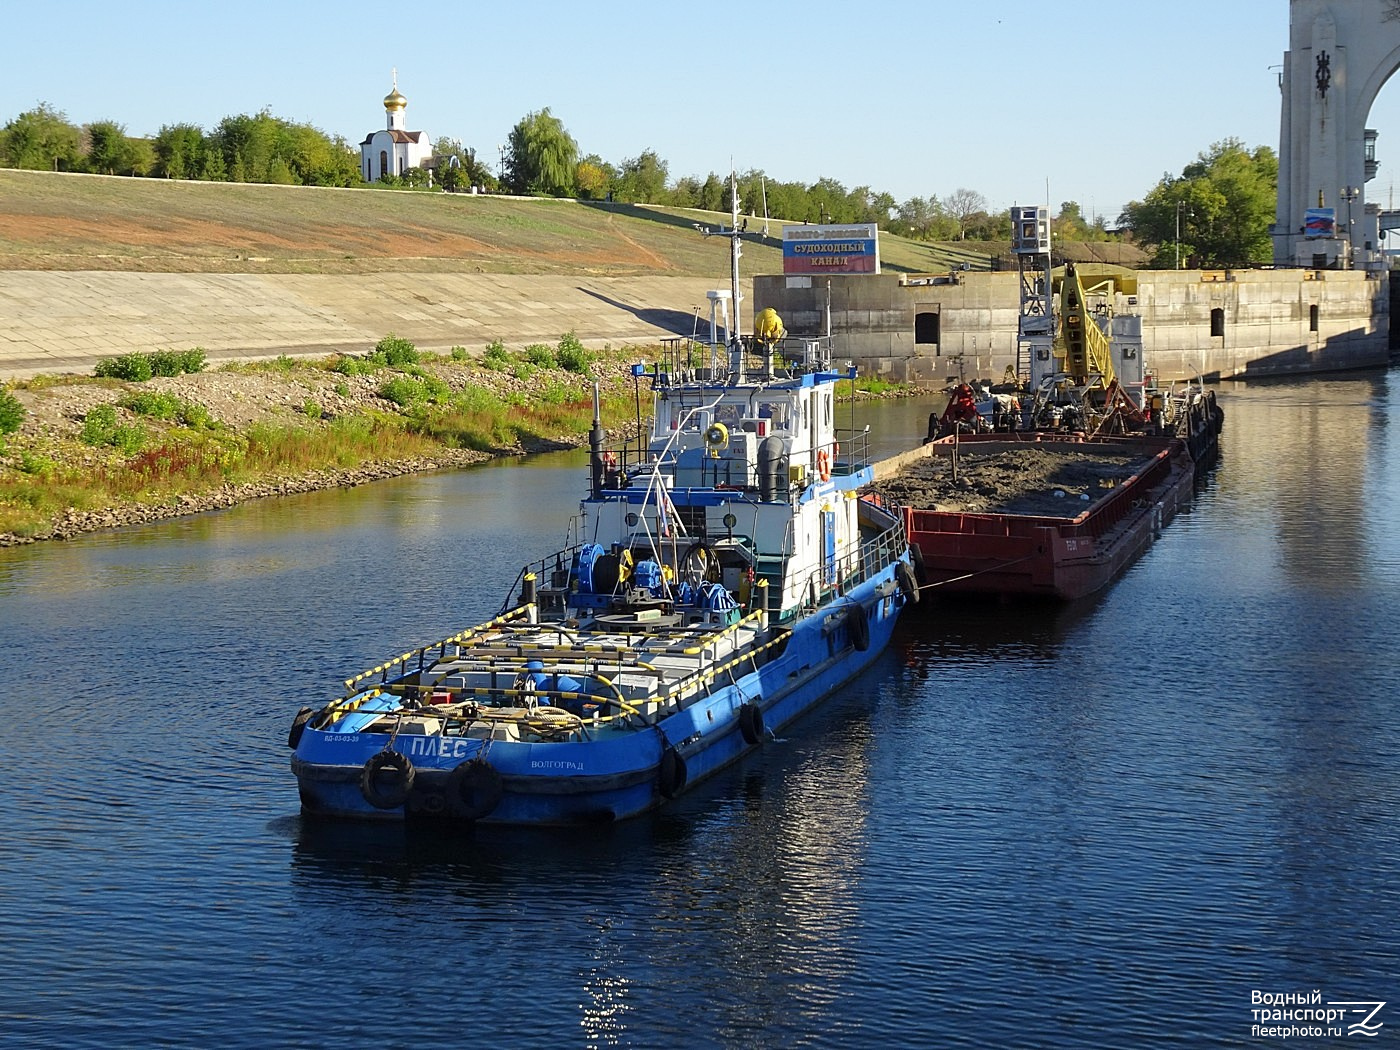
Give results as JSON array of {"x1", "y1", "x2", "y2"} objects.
[{"x1": 359, "y1": 72, "x2": 432, "y2": 183}]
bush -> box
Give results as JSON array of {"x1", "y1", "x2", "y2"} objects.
[
  {"x1": 379, "y1": 375, "x2": 428, "y2": 407},
  {"x1": 524, "y1": 343, "x2": 557, "y2": 368},
  {"x1": 333, "y1": 355, "x2": 376, "y2": 377},
  {"x1": 80, "y1": 404, "x2": 119, "y2": 444},
  {"x1": 374, "y1": 334, "x2": 420, "y2": 367},
  {"x1": 537, "y1": 380, "x2": 573, "y2": 406},
  {"x1": 93, "y1": 349, "x2": 204, "y2": 381},
  {"x1": 181, "y1": 402, "x2": 216, "y2": 429},
  {"x1": 556, "y1": 331, "x2": 592, "y2": 374},
  {"x1": 450, "y1": 346, "x2": 470, "y2": 362},
  {"x1": 119, "y1": 390, "x2": 183, "y2": 420},
  {"x1": 482, "y1": 340, "x2": 512, "y2": 371},
  {"x1": 94, "y1": 353, "x2": 153, "y2": 382},
  {"x1": 0, "y1": 388, "x2": 24, "y2": 435},
  {"x1": 18, "y1": 451, "x2": 55, "y2": 477},
  {"x1": 79, "y1": 404, "x2": 145, "y2": 451},
  {"x1": 112, "y1": 426, "x2": 146, "y2": 453},
  {"x1": 116, "y1": 390, "x2": 216, "y2": 429},
  {"x1": 378, "y1": 374, "x2": 452, "y2": 408},
  {"x1": 148, "y1": 350, "x2": 189, "y2": 377}
]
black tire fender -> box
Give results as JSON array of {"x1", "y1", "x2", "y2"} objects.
[
  {"x1": 658, "y1": 746, "x2": 688, "y2": 799},
  {"x1": 360, "y1": 749, "x2": 415, "y2": 810},
  {"x1": 287, "y1": 706, "x2": 313, "y2": 749},
  {"x1": 908, "y1": 543, "x2": 927, "y2": 585},
  {"x1": 847, "y1": 604, "x2": 870, "y2": 652},
  {"x1": 445, "y1": 757, "x2": 504, "y2": 821},
  {"x1": 896, "y1": 560, "x2": 921, "y2": 603},
  {"x1": 738, "y1": 701, "x2": 765, "y2": 746}
]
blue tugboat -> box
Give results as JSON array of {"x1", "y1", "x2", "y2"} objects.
[{"x1": 289, "y1": 189, "x2": 917, "y2": 826}]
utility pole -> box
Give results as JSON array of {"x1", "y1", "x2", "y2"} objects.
[{"x1": 1175, "y1": 201, "x2": 1186, "y2": 269}]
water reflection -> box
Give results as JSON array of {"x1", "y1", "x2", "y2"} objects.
[{"x1": 1222, "y1": 370, "x2": 1387, "y2": 591}]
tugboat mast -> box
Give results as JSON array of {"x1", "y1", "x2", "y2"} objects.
[{"x1": 728, "y1": 169, "x2": 743, "y2": 353}]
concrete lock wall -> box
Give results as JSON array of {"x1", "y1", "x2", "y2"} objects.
[{"x1": 754, "y1": 269, "x2": 1391, "y2": 384}]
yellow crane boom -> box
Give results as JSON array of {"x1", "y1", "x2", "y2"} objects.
[{"x1": 1056, "y1": 262, "x2": 1115, "y2": 386}]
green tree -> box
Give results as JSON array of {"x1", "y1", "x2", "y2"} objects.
[
  {"x1": 1055, "y1": 201, "x2": 1090, "y2": 240},
  {"x1": 574, "y1": 154, "x2": 613, "y2": 200},
  {"x1": 199, "y1": 145, "x2": 226, "y2": 181},
  {"x1": 670, "y1": 175, "x2": 702, "y2": 207},
  {"x1": 0, "y1": 103, "x2": 81, "y2": 170},
  {"x1": 964, "y1": 208, "x2": 1010, "y2": 241},
  {"x1": 503, "y1": 108, "x2": 578, "y2": 196},
  {"x1": 942, "y1": 188, "x2": 988, "y2": 240},
  {"x1": 869, "y1": 191, "x2": 897, "y2": 225},
  {"x1": 266, "y1": 156, "x2": 296, "y2": 185},
  {"x1": 204, "y1": 110, "x2": 359, "y2": 187},
  {"x1": 291, "y1": 126, "x2": 360, "y2": 187},
  {"x1": 84, "y1": 120, "x2": 146, "y2": 175},
  {"x1": 892, "y1": 196, "x2": 957, "y2": 240},
  {"x1": 808, "y1": 177, "x2": 850, "y2": 222},
  {"x1": 212, "y1": 112, "x2": 281, "y2": 181},
  {"x1": 614, "y1": 149, "x2": 668, "y2": 203},
  {"x1": 433, "y1": 137, "x2": 477, "y2": 190},
  {"x1": 153, "y1": 123, "x2": 205, "y2": 179},
  {"x1": 433, "y1": 136, "x2": 467, "y2": 169},
  {"x1": 698, "y1": 172, "x2": 724, "y2": 212},
  {"x1": 1120, "y1": 138, "x2": 1277, "y2": 267}
]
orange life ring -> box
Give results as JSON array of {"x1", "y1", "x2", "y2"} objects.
[{"x1": 816, "y1": 449, "x2": 832, "y2": 481}]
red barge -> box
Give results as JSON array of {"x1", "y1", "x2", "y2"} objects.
[
  {"x1": 871, "y1": 431, "x2": 1200, "y2": 601},
  {"x1": 867, "y1": 218, "x2": 1224, "y2": 601}
]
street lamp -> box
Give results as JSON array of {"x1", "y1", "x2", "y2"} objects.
[
  {"x1": 1341, "y1": 185, "x2": 1359, "y2": 268},
  {"x1": 1175, "y1": 200, "x2": 1186, "y2": 269}
]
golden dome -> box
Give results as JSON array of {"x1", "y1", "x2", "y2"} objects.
[{"x1": 384, "y1": 85, "x2": 407, "y2": 111}]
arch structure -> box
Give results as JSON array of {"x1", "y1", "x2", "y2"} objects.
[{"x1": 1276, "y1": 0, "x2": 1400, "y2": 266}]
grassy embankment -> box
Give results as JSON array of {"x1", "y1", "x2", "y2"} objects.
[
  {"x1": 0, "y1": 336, "x2": 650, "y2": 538},
  {"x1": 0, "y1": 168, "x2": 1013, "y2": 276}
]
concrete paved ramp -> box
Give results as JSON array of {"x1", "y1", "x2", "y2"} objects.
[{"x1": 0, "y1": 272, "x2": 744, "y2": 377}]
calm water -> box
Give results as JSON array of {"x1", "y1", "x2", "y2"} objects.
[{"x1": 1, "y1": 375, "x2": 1397, "y2": 1048}]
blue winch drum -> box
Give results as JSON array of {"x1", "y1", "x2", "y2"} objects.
[
  {"x1": 633, "y1": 559, "x2": 663, "y2": 593},
  {"x1": 574, "y1": 543, "x2": 604, "y2": 593},
  {"x1": 699, "y1": 581, "x2": 738, "y2": 611}
]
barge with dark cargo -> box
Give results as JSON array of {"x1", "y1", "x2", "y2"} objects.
[
  {"x1": 870, "y1": 431, "x2": 1198, "y2": 600},
  {"x1": 867, "y1": 208, "x2": 1223, "y2": 602}
]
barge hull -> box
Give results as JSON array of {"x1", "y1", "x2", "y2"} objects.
[{"x1": 898, "y1": 435, "x2": 1196, "y2": 601}]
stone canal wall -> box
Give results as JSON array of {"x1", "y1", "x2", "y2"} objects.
[
  {"x1": 1, "y1": 266, "x2": 1389, "y2": 384},
  {"x1": 0, "y1": 272, "x2": 744, "y2": 379},
  {"x1": 755, "y1": 267, "x2": 1392, "y2": 384}
]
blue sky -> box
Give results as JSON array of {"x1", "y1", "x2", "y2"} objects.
[{"x1": 6, "y1": 1, "x2": 1394, "y2": 220}]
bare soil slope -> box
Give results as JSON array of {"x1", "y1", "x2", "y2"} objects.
[
  {"x1": 0, "y1": 170, "x2": 787, "y2": 276},
  {"x1": 0, "y1": 169, "x2": 1146, "y2": 278}
]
